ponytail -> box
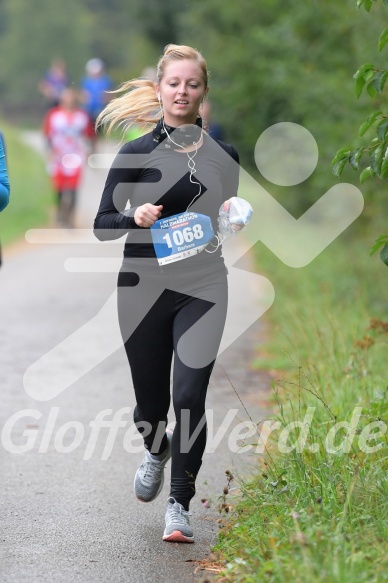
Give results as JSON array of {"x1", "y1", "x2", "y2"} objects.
[{"x1": 96, "y1": 79, "x2": 160, "y2": 137}]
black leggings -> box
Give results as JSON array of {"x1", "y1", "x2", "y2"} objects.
[{"x1": 117, "y1": 259, "x2": 228, "y2": 510}]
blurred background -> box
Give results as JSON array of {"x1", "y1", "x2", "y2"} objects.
[{"x1": 0, "y1": 0, "x2": 387, "y2": 241}]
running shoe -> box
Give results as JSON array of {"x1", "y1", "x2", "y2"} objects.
[
  {"x1": 162, "y1": 497, "x2": 194, "y2": 543},
  {"x1": 134, "y1": 429, "x2": 172, "y2": 502}
]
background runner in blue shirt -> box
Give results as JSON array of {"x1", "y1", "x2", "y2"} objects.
[{"x1": 80, "y1": 58, "x2": 112, "y2": 124}]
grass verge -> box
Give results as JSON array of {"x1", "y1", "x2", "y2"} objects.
[
  {"x1": 210, "y1": 179, "x2": 388, "y2": 582},
  {"x1": 0, "y1": 121, "x2": 53, "y2": 246}
]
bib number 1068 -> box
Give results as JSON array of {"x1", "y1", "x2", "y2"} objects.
[{"x1": 162, "y1": 224, "x2": 204, "y2": 248}]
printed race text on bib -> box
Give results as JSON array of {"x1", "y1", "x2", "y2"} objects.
[{"x1": 150, "y1": 211, "x2": 215, "y2": 266}]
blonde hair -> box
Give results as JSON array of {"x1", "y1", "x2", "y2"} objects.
[{"x1": 96, "y1": 44, "x2": 209, "y2": 137}]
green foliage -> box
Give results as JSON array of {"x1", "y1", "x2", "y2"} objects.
[
  {"x1": 378, "y1": 26, "x2": 388, "y2": 50},
  {"x1": 353, "y1": 63, "x2": 375, "y2": 97},
  {"x1": 380, "y1": 242, "x2": 388, "y2": 263},
  {"x1": 0, "y1": 0, "x2": 90, "y2": 103},
  {"x1": 212, "y1": 230, "x2": 388, "y2": 583},
  {"x1": 134, "y1": 0, "x2": 188, "y2": 52},
  {"x1": 331, "y1": 0, "x2": 388, "y2": 266},
  {"x1": 353, "y1": 64, "x2": 388, "y2": 98},
  {"x1": 333, "y1": 1, "x2": 388, "y2": 184},
  {"x1": 359, "y1": 111, "x2": 383, "y2": 136},
  {"x1": 333, "y1": 111, "x2": 388, "y2": 183},
  {"x1": 0, "y1": 121, "x2": 52, "y2": 245},
  {"x1": 357, "y1": 0, "x2": 388, "y2": 11},
  {"x1": 370, "y1": 234, "x2": 388, "y2": 264},
  {"x1": 177, "y1": 0, "x2": 388, "y2": 217}
]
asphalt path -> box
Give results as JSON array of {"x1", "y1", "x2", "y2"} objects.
[{"x1": 0, "y1": 133, "x2": 270, "y2": 583}]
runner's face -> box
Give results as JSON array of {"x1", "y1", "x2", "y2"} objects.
[{"x1": 158, "y1": 60, "x2": 207, "y2": 127}]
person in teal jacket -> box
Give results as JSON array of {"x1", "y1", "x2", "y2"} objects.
[{"x1": 0, "y1": 132, "x2": 10, "y2": 211}]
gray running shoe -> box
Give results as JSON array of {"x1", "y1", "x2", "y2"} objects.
[
  {"x1": 163, "y1": 497, "x2": 194, "y2": 543},
  {"x1": 134, "y1": 430, "x2": 172, "y2": 503}
]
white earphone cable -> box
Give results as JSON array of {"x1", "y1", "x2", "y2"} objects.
[
  {"x1": 161, "y1": 117, "x2": 203, "y2": 211},
  {"x1": 158, "y1": 97, "x2": 223, "y2": 253}
]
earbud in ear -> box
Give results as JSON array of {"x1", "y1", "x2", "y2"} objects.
[{"x1": 157, "y1": 93, "x2": 161, "y2": 102}]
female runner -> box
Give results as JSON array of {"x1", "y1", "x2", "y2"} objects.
[{"x1": 94, "y1": 44, "x2": 240, "y2": 543}]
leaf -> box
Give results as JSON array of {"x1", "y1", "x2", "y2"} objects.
[
  {"x1": 356, "y1": 0, "x2": 365, "y2": 7},
  {"x1": 370, "y1": 234, "x2": 388, "y2": 255},
  {"x1": 359, "y1": 121, "x2": 370, "y2": 136},
  {"x1": 376, "y1": 118, "x2": 388, "y2": 141},
  {"x1": 333, "y1": 156, "x2": 349, "y2": 178},
  {"x1": 371, "y1": 143, "x2": 385, "y2": 175},
  {"x1": 353, "y1": 63, "x2": 375, "y2": 80},
  {"x1": 378, "y1": 27, "x2": 388, "y2": 52},
  {"x1": 363, "y1": 0, "x2": 374, "y2": 11},
  {"x1": 367, "y1": 80, "x2": 377, "y2": 97},
  {"x1": 373, "y1": 71, "x2": 388, "y2": 93},
  {"x1": 353, "y1": 64, "x2": 375, "y2": 97},
  {"x1": 377, "y1": 144, "x2": 387, "y2": 174},
  {"x1": 360, "y1": 166, "x2": 373, "y2": 184},
  {"x1": 380, "y1": 243, "x2": 388, "y2": 266},
  {"x1": 349, "y1": 148, "x2": 364, "y2": 171},
  {"x1": 332, "y1": 147, "x2": 351, "y2": 165},
  {"x1": 369, "y1": 110, "x2": 383, "y2": 126},
  {"x1": 355, "y1": 76, "x2": 366, "y2": 98},
  {"x1": 381, "y1": 149, "x2": 388, "y2": 177},
  {"x1": 359, "y1": 111, "x2": 383, "y2": 137},
  {"x1": 370, "y1": 150, "x2": 378, "y2": 174}
]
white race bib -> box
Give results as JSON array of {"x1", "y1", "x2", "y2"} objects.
[{"x1": 150, "y1": 211, "x2": 215, "y2": 266}]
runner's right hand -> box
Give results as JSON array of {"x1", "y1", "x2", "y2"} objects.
[{"x1": 134, "y1": 204, "x2": 163, "y2": 227}]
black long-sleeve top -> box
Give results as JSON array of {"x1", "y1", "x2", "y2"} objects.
[{"x1": 94, "y1": 123, "x2": 240, "y2": 268}]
